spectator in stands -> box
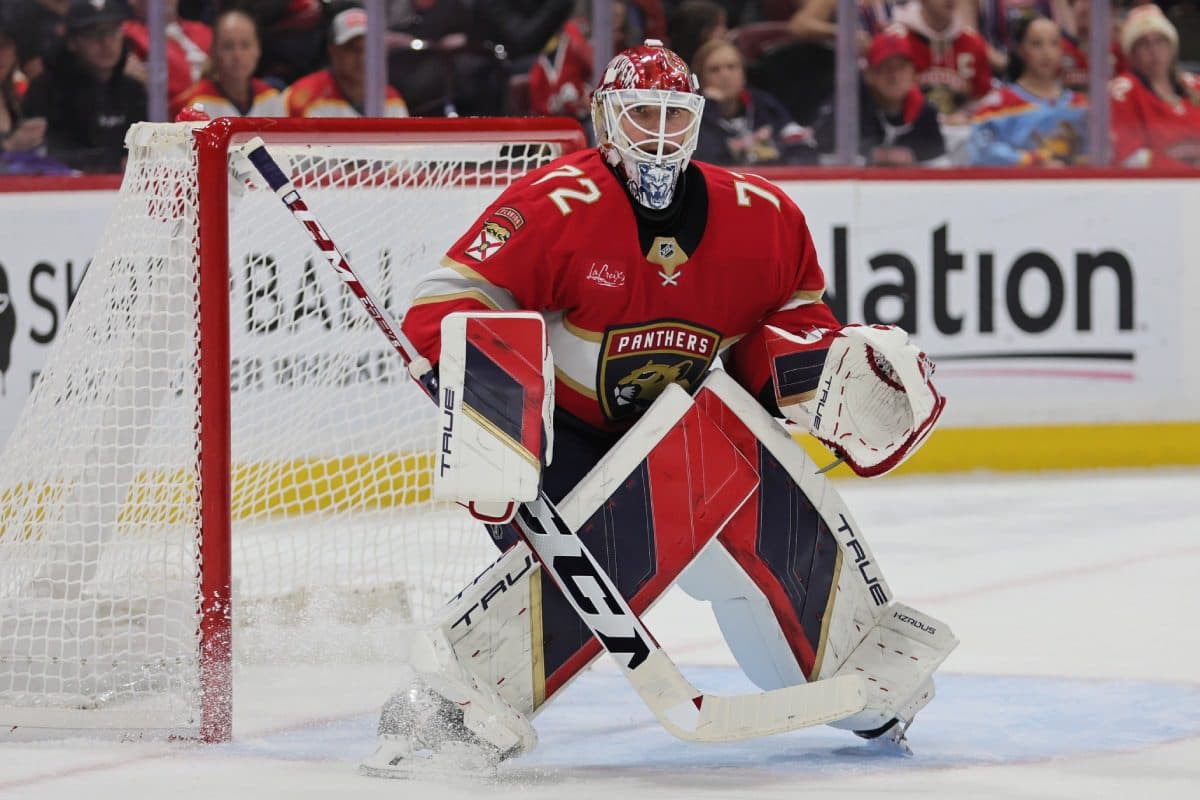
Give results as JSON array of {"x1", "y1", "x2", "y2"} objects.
[
  {"x1": 123, "y1": 0, "x2": 212, "y2": 110},
  {"x1": 692, "y1": 38, "x2": 816, "y2": 164},
  {"x1": 617, "y1": 0, "x2": 669, "y2": 48},
  {"x1": 528, "y1": 17, "x2": 592, "y2": 120},
  {"x1": 968, "y1": 16, "x2": 1087, "y2": 166},
  {"x1": 1055, "y1": 0, "x2": 1092, "y2": 91},
  {"x1": 667, "y1": 0, "x2": 728, "y2": 67},
  {"x1": 956, "y1": 0, "x2": 1066, "y2": 74},
  {"x1": 1110, "y1": 4, "x2": 1200, "y2": 167},
  {"x1": 895, "y1": 0, "x2": 993, "y2": 119},
  {"x1": 812, "y1": 26, "x2": 947, "y2": 165},
  {"x1": 475, "y1": 0, "x2": 574, "y2": 68},
  {"x1": 784, "y1": 0, "x2": 892, "y2": 50},
  {"x1": 1, "y1": 18, "x2": 46, "y2": 155},
  {"x1": 178, "y1": 1, "x2": 218, "y2": 25},
  {"x1": 384, "y1": 0, "x2": 570, "y2": 116},
  {"x1": 4, "y1": 0, "x2": 68, "y2": 79},
  {"x1": 284, "y1": 6, "x2": 408, "y2": 117},
  {"x1": 225, "y1": 0, "x2": 325, "y2": 87},
  {"x1": 21, "y1": 0, "x2": 146, "y2": 172},
  {"x1": 384, "y1": 0, "x2": 485, "y2": 116},
  {"x1": 174, "y1": 9, "x2": 282, "y2": 118}
]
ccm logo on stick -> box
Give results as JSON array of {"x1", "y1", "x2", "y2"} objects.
[{"x1": 516, "y1": 506, "x2": 652, "y2": 670}]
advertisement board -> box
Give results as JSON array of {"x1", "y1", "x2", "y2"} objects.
[{"x1": 1, "y1": 173, "x2": 1197, "y2": 471}]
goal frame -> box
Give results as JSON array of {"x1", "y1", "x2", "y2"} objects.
[{"x1": 190, "y1": 118, "x2": 587, "y2": 742}]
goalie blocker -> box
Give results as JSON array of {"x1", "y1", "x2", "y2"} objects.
[
  {"x1": 434, "y1": 311, "x2": 554, "y2": 523},
  {"x1": 365, "y1": 368, "x2": 956, "y2": 774}
]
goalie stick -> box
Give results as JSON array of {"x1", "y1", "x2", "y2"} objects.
[{"x1": 235, "y1": 136, "x2": 866, "y2": 743}]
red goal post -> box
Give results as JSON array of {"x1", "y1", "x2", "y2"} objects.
[{"x1": 0, "y1": 117, "x2": 587, "y2": 743}]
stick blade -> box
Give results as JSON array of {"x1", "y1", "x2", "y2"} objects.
[{"x1": 654, "y1": 674, "x2": 867, "y2": 743}]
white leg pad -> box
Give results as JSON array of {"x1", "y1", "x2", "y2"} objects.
[
  {"x1": 439, "y1": 543, "x2": 546, "y2": 717},
  {"x1": 826, "y1": 602, "x2": 957, "y2": 732}
]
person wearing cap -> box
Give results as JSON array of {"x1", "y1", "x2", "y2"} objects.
[
  {"x1": 812, "y1": 26, "x2": 946, "y2": 166},
  {"x1": 282, "y1": 6, "x2": 407, "y2": 118},
  {"x1": 690, "y1": 38, "x2": 817, "y2": 166},
  {"x1": 968, "y1": 15, "x2": 1088, "y2": 167},
  {"x1": 20, "y1": 0, "x2": 146, "y2": 173},
  {"x1": 1110, "y1": 4, "x2": 1200, "y2": 168}
]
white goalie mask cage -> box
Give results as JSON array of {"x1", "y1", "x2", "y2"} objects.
[{"x1": 591, "y1": 42, "x2": 705, "y2": 211}]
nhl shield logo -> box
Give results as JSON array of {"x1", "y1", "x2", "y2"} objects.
[
  {"x1": 597, "y1": 320, "x2": 720, "y2": 421},
  {"x1": 646, "y1": 236, "x2": 688, "y2": 286}
]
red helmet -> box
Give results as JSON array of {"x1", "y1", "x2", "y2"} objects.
[
  {"x1": 592, "y1": 40, "x2": 704, "y2": 210},
  {"x1": 593, "y1": 41, "x2": 698, "y2": 96}
]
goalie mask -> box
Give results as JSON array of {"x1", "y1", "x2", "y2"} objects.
[{"x1": 592, "y1": 40, "x2": 704, "y2": 211}]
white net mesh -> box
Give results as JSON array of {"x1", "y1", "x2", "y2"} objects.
[{"x1": 0, "y1": 122, "x2": 572, "y2": 735}]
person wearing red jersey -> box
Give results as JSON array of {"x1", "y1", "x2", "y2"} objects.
[
  {"x1": 122, "y1": 0, "x2": 211, "y2": 109},
  {"x1": 1110, "y1": 4, "x2": 1200, "y2": 168},
  {"x1": 895, "y1": 0, "x2": 993, "y2": 118},
  {"x1": 361, "y1": 41, "x2": 951, "y2": 777},
  {"x1": 282, "y1": 7, "x2": 408, "y2": 118},
  {"x1": 174, "y1": 10, "x2": 282, "y2": 119},
  {"x1": 528, "y1": 18, "x2": 592, "y2": 119}
]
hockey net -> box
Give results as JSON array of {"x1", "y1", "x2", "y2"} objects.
[{"x1": 0, "y1": 118, "x2": 586, "y2": 740}]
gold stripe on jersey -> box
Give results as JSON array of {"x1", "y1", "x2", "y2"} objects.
[
  {"x1": 562, "y1": 316, "x2": 602, "y2": 342},
  {"x1": 554, "y1": 367, "x2": 597, "y2": 400},
  {"x1": 718, "y1": 333, "x2": 745, "y2": 352},
  {"x1": 440, "y1": 255, "x2": 489, "y2": 281},
  {"x1": 412, "y1": 257, "x2": 518, "y2": 310},
  {"x1": 546, "y1": 311, "x2": 602, "y2": 392},
  {"x1": 778, "y1": 289, "x2": 826, "y2": 312},
  {"x1": 409, "y1": 289, "x2": 503, "y2": 309}
]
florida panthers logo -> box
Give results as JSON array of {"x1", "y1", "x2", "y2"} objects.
[
  {"x1": 598, "y1": 320, "x2": 720, "y2": 421},
  {"x1": 614, "y1": 359, "x2": 695, "y2": 410}
]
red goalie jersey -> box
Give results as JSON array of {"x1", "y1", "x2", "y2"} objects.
[
  {"x1": 401, "y1": 148, "x2": 840, "y2": 432},
  {"x1": 1110, "y1": 71, "x2": 1200, "y2": 168}
]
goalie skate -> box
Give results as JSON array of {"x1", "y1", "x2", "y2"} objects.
[{"x1": 360, "y1": 633, "x2": 537, "y2": 779}]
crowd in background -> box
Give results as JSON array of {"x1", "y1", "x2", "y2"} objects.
[{"x1": 1, "y1": 0, "x2": 1199, "y2": 173}]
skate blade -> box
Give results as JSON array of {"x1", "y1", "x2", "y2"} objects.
[
  {"x1": 864, "y1": 730, "x2": 913, "y2": 757},
  {"x1": 359, "y1": 742, "x2": 500, "y2": 781}
]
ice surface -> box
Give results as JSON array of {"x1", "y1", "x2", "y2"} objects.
[{"x1": 2, "y1": 469, "x2": 1198, "y2": 799}]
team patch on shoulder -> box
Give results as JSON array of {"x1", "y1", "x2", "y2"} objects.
[
  {"x1": 597, "y1": 320, "x2": 721, "y2": 421},
  {"x1": 465, "y1": 221, "x2": 513, "y2": 262},
  {"x1": 492, "y1": 206, "x2": 525, "y2": 230}
]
